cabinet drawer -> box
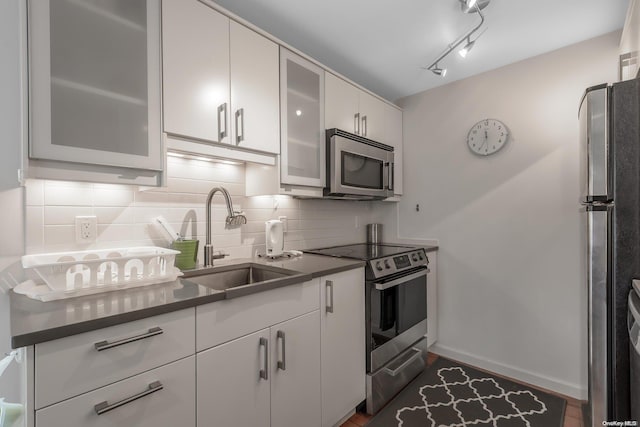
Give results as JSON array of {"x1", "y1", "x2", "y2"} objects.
[
  {"x1": 36, "y1": 356, "x2": 195, "y2": 427},
  {"x1": 35, "y1": 308, "x2": 195, "y2": 409},
  {"x1": 197, "y1": 279, "x2": 319, "y2": 351}
]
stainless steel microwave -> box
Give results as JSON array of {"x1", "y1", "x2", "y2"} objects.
[{"x1": 325, "y1": 129, "x2": 394, "y2": 200}]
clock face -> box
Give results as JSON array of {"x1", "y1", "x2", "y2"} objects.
[{"x1": 467, "y1": 119, "x2": 509, "y2": 156}]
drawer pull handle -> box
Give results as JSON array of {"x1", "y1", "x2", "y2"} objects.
[
  {"x1": 94, "y1": 327, "x2": 163, "y2": 352},
  {"x1": 94, "y1": 381, "x2": 163, "y2": 415}
]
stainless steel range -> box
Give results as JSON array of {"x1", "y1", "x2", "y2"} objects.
[{"x1": 304, "y1": 243, "x2": 429, "y2": 414}]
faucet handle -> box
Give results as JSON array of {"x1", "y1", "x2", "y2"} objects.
[{"x1": 211, "y1": 251, "x2": 230, "y2": 260}]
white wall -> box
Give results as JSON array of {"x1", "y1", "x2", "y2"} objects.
[
  {"x1": 0, "y1": 0, "x2": 26, "y2": 405},
  {"x1": 387, "y1": 31, "x2": 620, "y2": 398},
  {"x1": 24, "y1": 157, "x2": 374, "y2": 260}
]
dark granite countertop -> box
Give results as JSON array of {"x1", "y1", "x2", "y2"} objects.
[{"x1": 10, "y1": 254, "x2": 365, "y2": 348}]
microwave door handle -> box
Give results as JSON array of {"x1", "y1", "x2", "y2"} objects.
[
  {"x1": 388, "y1": 162, "x2": 394, "y2": 192},
  {"x1": 383, "y1": 162, "x2": 389, "y2": 192},
  {"x1": 374, "y1": 268, "x2": 429, "y2": 290}
]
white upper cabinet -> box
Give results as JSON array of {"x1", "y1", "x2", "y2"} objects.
[
  {"x1": 29, "y1": 0, "x2": 162, "y2": 172},
  {"x1": 358, "y1": 90, "x2": 386, "y2": 142},
  {"x1": 325, "y1": 73, "x2": 386, "y2": 142},
  {"x1": 325, "y1": 73, "x2": 359, "y2": 133},
  {"x1": 162, "y1": 1, "x2": 279, "y2": 155},
  {"x1": 162, "y1": 0, "x2": 230, "y2": 144},
  {"x1": 230, "y1": 21, "x2": 280, "y2": 153},
  {"x1": 280, "y1": 48, "x2": 326, "y2": 187}
]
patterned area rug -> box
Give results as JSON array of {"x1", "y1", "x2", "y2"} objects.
[{"x1": 367, "y1": 357, "x2": 566, "y2": 427}]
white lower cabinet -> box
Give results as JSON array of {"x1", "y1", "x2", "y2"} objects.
[
  {"x1": 197, "y1": 311, "x2": 321, "y2": 427},
  {"x1": 270, "y1": 311, "x2": 321, "y2": 427},
  {"x1": 320, "y1": 268, "x2": 366, "y2": 427},
  {"x1": 35, "y1": 356, "x2": 195, "y2": 427},
  {"x1": 197, "y1": 329, "x2": 271, "y2": 427}
]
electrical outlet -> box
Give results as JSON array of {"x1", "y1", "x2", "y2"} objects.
[
  {"x1": 75, "y1": 215, "x2": 97, "y2": 243},
  {"x1": 278, "y1": 216, "x2": 288, "y2": 233}
]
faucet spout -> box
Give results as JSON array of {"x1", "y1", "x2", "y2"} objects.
[{"x1": 204, "y1": 187, "x2": 247, "y2": 267}]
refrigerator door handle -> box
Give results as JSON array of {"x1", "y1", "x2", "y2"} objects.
[{"x1": 586, "y1": 205, "x2": 611, "y2": 424}]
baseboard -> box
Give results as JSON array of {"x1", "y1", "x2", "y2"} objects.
[{"x1": 431, "y1": 343, "x2": 587, "y2": 400}]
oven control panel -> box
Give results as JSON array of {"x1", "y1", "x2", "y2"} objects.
[{"x1": 369, "y1": 249, "x2": 429, "y2": 279}]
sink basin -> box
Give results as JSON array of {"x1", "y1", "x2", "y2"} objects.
[{"x1": 182, "y1": 263, "x2": 309, "y2": 298}]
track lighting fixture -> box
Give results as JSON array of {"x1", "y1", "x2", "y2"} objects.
[{"x1": 423, "y1": 0, "x2": 490, "y2": 77}]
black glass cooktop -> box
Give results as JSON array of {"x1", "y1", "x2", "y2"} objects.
[{"x1": 304, "y1": 244, "x2": 418, "y2": 261}]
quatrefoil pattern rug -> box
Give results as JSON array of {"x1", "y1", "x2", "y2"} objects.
[{"x1": 367, "y1": 357, "x2": 566, "y2": 427}]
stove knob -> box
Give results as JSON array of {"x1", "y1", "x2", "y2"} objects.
[
  {"x1": 375, "y1": 261, "x2": 383, "y2": 271},
  {"x1": 412, "y1": 253, "x2": 419, "y2": 262},
  {"x1": 384, "y1": 260, "x2": 391, "y2": 269},
  {"x1": 418, "y1": 252, "x2": 424, "y2": 260}
]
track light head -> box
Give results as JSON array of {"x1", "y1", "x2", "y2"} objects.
[
  {"x1": 458, "y1": 39, "x2": 476, "y2": 58},
  {"x1": 431, "y1": 66, "x2": 447, "y2": 77},
  {"x1": 460, "y1": 0, "x2": 490, "y2": 13}
]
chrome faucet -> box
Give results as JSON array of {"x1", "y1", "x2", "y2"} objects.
[{"x1": 204, "y1": 187, "x2": 247, "y2": 267}]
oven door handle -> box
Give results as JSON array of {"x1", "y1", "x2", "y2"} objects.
[
  {"x1": 374, "y1": 268, "x2": 429, "y2": 291},
  {"x1": 383, "y1": 347, "x2": 423, "y2": 377}
]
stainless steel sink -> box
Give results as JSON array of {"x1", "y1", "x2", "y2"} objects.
[{"x1": 181, "y1": 263, "x2": 309, "y2": 299}]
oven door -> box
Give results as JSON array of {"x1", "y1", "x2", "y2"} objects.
[
  {"x1": 327, "y1": 132, "x2": 394, "y2": 199},
  {"x1": 367, "y1": 267, "x2": 428, "y2": 372}
]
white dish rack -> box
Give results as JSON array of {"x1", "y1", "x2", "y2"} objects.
[{"x1": 18, "y1": 247, "x2": 182, "y2": 301}]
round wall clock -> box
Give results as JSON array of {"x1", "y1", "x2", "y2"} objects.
[{"x1": 467, "y1": 119, "x2": 509, "y2": 156}]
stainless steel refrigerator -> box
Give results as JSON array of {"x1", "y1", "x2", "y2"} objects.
[{"x1": 580, "y1": 78, "x2": 640, "y2": 426}]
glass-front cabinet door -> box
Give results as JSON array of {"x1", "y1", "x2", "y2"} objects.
[
  {"x1": 29, "y1": 0, "x2": 162, "y2": 171},
  {"x1": 280, "y1": 48, "x2": 325, "y2": 187}
]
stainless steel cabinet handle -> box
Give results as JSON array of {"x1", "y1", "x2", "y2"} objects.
[
  {"x1": 94, "y1": 327, "x2": 163, "y2": 352},
  {"x1": 235, "y1": 108, "x2": 245, "y2": 145},
  {"x1": 277, "y1": 330, "x2": 286, "y2": 371},
  {"x1": 354, "y1": 113, "x2": 360, "y2": 135},
  {"x1": 94, "y1": 381, "x2": 163, "y2": 415},
  {"x1": 218, "y1": 102, "x2": 228, "y2": 141},
  {"x1": 259, "y1": 337, "x2": 269, "y2": 380},
  {"x1": 326, "y1": 280, "x2": 334, "y2": 313},
  {"x1": 362, "y1": 115, "x2": 368, "y2": 137},
  {"x1": 382, "y1": 348, "x2": 422, "y2": 377},
  {"x1": 388, "y1": 162, "x2": 394, "y2": 192}
]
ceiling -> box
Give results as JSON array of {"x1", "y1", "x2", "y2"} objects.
[{"x1": 211, "y1": 0, "x2": 629, "y2": 102}]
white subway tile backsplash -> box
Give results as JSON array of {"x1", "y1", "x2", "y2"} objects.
[
  {"x1": 44, "y1": 206, "x2": 93, "y2": 225},
  {"x1": 43, "y1": 225, "x2": 76, "y2": 247},
  {"x1": 25, "y1": 206, "x2": 44, "y2": 250},
  {"x1": 94, "y1": 207, "x2": 135, "y2": 224},
  {"x1": 25, "y1": 180, "x2": 44, "y2": 206},
  {"x1": 44, "y1": 183, "x2": 94, "y2": 206},
  {"x1": 92, "y1": 187, "x2": 134, "y2": 206},
  {"x1": 26, "y1": 160, "x2": 373, "y2": 257}
]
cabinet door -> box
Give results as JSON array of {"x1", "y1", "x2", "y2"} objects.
[
  {"x1": 325, "y1": 73, "x2": 359, "y2": 135},
  {"x1": 280, "y1": 48, "x2": 325, "y2": 187},
  {"x1": 358, "y1": 91, "x2": 387, "y2": 142},
  {"x1": 36, "y1": 356, "x2": 195, "y2": 427},
  {"x1": 197, "y1": 329, "x2": 270, "y2": 427},
  {"x1": 271, "y1": 311, "x2": 321, "y2": 427},
  {"x1": 230, "y1": 21, "x2": 279, "y2": 154},
  {"x1": 29, "y1": 0, "x2": 162, "y2": 171},
  {"x1": 162, "y1": 0, "x2": 230, "y2": 144},
  {"x1": 385, "y1": 104, "x2": 403, "y2": 196},
  {"x1": 320, "y1": 268, "x2": 366, "y2": 427}
]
